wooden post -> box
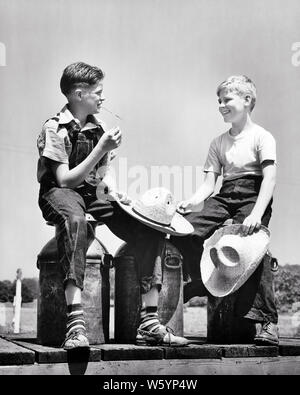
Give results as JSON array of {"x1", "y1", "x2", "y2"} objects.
[
  {"x1": 37, "y1": 220, "x2": 110, "y2": 346},
  {"x1": 207, "y1": 293, "x2": 256, "y2": 344},
  {"x1": 114, "y1": 240, "x2": 184, "y2": 344},
  {"x1": 114, "y1": 245, "x2": 141, "y2": 344},
  {"x1": 0, "y1": 303, "x2": 6, "y2": 328},
  {"x1": 206, "y1": 252, "x2": 274, "y2": 344},
  {"x1": 13, "y1": 268, "x2": 22, "y2": 334}
]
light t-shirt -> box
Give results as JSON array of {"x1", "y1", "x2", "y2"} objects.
[{"x1": 203, "y1": 124, "x2": 276, "y2": 181}]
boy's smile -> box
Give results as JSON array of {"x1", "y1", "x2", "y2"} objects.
[
  {"x1": 81, "y1": 81, "x2": 105, "y2": 115},
  {"x1": 218, "y1": 90, "x2": 249, "y2": 124}
]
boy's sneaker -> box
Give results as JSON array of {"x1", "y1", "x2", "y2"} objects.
[
  {"x1": 254, "y1": 322, "x2": 279, "y2": 346},
  {"x1": 62, "y1": 329, "x2": 90, "y2": 350},
  {"x1": 136, "y1": 324, "x2": 189, "y2": 347}
]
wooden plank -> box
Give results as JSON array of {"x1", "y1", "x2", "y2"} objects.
[
  {"x1": 96, "y1": 344, "x2": 164, "y2": 361},
  {"x1": 164, "y1": 344, "x2": 222, "y2": 359},
  {"x1": 0, "y1": 337, "x2": 35, "y2": 365},
  {"x1": 219, "y1": 344, "x2": 278, "y2": 358},
  {"x1": 279, "y1": 337, "x2": 300, "y2": 345},
  {"x1": 279, "y1": 338, "x2": 300, "y2": 356},
  {"x1": 1, "y1": 356, "x2": 300, "y2": 375},
  {"x1": 14, "y1": 340, "x2": 102, "y2": 363},
  {"x1": 280, "y1": 344, "x2": 300, "y2": 356},
  {"x1": 185, "y1": 336, "x2": 207, "y2": 345},
  {"x1": 14, "y1": 341, "x2": 67, "y2": 363}
]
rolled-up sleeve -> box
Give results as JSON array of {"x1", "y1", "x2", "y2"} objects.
[
  {"x1": 203, "y1": 139, "x2": 222, "y2": 175},
  {"x1": 37, "y1": 121, "x2": 69, "y2": 164},
  {"x1": 258, "y1": 131, "x2": 277, "y2": 164}
]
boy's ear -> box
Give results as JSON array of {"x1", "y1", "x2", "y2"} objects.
[
  {"x1": 74, "y1": 88, "x2": 83, "y2": 100},
  {"x1": 244, "y1": 94, "x2": 252, "y2": 108}
]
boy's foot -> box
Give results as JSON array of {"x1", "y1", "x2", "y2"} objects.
[
  {"x1": 62, "y1": 329, "x2": 90, "y2": 350},
  {"x1": 183, "y1": 280, "x2": 207, "y2": 303},
  {"x1": 254, "y1": 322, "x2": 279, "y2": 346},
  {"x1": 136, "y1": 324, "x2": 189, "y2": 347}
]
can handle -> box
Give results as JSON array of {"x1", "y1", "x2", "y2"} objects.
[
  {"x1": 164, "y1": 252, "x2": 182, "y2": 270},
  {"x1": 102, "y1": 253, "x2": 114, "y2": 268},
  {"x1": 270, "y1": 257, "x2": 278, "y2": 272}
]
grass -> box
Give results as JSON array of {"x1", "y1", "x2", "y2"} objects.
[
  {"x1": 0, "y1": 302, "x2": 37, "y2": 335},
  {"x1": 1, "y1": 302, "x2": 300, "y2": 339}
]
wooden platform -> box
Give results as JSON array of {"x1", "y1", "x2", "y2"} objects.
[{"x1": 1, "y1": 334, "x2": 300, "y2": 375}]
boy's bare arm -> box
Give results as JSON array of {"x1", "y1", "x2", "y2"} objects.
[
  {"x1": 51, "y1": 127, "x2": 122, "y2": 189},
  {"x1": 243, "y1": 160, "x2": 276, "y2": 234},
  {"x1": 177, "y1": 171, "x2": 218, "y2": 214}
]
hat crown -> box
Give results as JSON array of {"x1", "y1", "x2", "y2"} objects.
[
  {"x1": 210, "y1": 235, "x2": 247, "y2": 278},
  {"x1": 133, "y1": 187, "x2": 176, "y2": 226},
  {"x1": 201, "y1": 224, "x2": 270, "y2": 297}
]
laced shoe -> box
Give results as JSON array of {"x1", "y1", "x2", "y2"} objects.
[
  {"x1": 136, "y1": 324, "x2": 189, "y2": 347},
  {"x1": 62, "y1": 329, "x2": 90, "y2": 350},
  {"x1": 254, "y1": 322, "x2": 279, "y2": 346}
]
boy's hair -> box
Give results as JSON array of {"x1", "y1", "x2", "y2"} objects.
[
  {"x1": 216, "y1": 75, "x2": 257, "y2": 112},
  {"x1": 60, "y1": 62, "x2": 104, "y2": 96}
]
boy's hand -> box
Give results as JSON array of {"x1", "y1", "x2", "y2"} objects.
[
  {"x1": 177, "y1": 200, "x2": 201, "y2": 215},
  {"x1": 115, "y1": 191, "x2": 131, "y2": 204},
  {"x1": 98, "y1": 127, "x2": 122, "y2": 153},
  {"x1": 108, "y1": 190, "x2": 131, "y2": 204},
  {"x1": 242, "y1": 213, "x2": 262, "y2": 235}
]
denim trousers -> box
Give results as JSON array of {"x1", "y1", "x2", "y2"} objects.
[
  {"x1": 39, "y1": 185, "x2": 165, "y2": 293},
  {"x1": 170, "y1": 175, "x2": 278, "y2": 324}
]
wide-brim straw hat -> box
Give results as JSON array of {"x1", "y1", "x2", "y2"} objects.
[
  {"x1": 200, "y1": 224, "x2": 270, "y2": 297},
  {"x1": 116, "y1": 187, "x2": 194, "y2": 236}
]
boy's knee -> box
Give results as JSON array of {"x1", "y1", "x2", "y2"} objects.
[
  {"x1": 59, "y1": 214, "x2": 88, "y2": 242},
  {"x1": 67, "y1": 214, "x2": 87, "y2": 228}
]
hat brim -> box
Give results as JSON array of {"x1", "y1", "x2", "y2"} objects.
[
  {"x1": 200, "y1": 224, "x2": 270, "y2": 297},
  {"x1": 116, "y1": 199, "x2": 194, "y2": 236}
]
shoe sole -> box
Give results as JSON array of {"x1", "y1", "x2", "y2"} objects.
[
  {"x1": 136, "y1": 328, "x2": 189, "y2": 347},
  {"x1": 136, "y1": 337, "x2": 188, "y2": 347},
  {"x1": 136, "y1": 342, "x2": 188, "y2": 347},
  {"x1": 254, "y1": 337, "x2": 279, "y2": 346},
  {"x1": 62, "y1": 343, "x2": 90, "y2": 350},
  {"x1": 63, "y1": 343, "x2": 90, "y2": 350}
]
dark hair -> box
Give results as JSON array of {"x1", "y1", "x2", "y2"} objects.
[{"x1": 60, "y1": 62, "x2": 104, "y2": 95}]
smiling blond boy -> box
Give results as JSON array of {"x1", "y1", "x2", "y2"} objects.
[{"x1": 171, "y1": 75, "x2": 279, "y2": 345}]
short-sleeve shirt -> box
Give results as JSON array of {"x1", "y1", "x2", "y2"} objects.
[
  {"x1": 203, "y1": 124, "x2": 276, "y2": 181},
  {"x1": 37, "y1": 105, "x2": 112, "y2": 191}
]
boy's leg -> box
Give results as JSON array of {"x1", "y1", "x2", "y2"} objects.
[
  {"x1": 63, "y1": 281, "x2": 89, "y2": 349},
  {"x1": 136, "y1": 284, "x2": 188, "y2": 347},
  {"x1": 88, "y1": 199, "x2": 188, "y2": 346},
  {"x1": 232, "y1": 200, "x2": 278, "y2": 344},
  {"x1": 170, "y1": 195, "x2": 232, "y2": 302},
  {"x1": 39, "y1": 187, "x2": 90, "y2": 349},
  {"x1": 88, "y1": 199, "x2": 166, "y2": 293}
]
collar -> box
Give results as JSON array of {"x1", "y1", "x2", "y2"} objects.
[{"x1": 58, "y1": 105, "x2": 103, "y2": 132}]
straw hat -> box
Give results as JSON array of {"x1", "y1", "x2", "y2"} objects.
[
  {"x1": 200, "y1": 224, "x2": 270, "y2": 297},
  {"x1": 116, "y1": 187, "x2": 194, "y2": 236}
]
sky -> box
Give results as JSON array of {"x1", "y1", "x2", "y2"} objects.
[{"x1": 0, "y1": 0, "x2": 300, "y2": 280}]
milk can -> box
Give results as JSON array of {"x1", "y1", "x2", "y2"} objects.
[
  {"x1": 37, "y1": 218, "x2": 111, "y2": 346},
  {"x1": 114, "y1": 239, "x2": 183, "y2": 344}
]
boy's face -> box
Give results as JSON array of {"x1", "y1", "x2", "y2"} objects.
[
  {"x1": 78, "y1": 81, "x2": 105, "y2": 115},
  {"x1": 218, "y1": 89, "x2": 250, "y2": 124}
]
